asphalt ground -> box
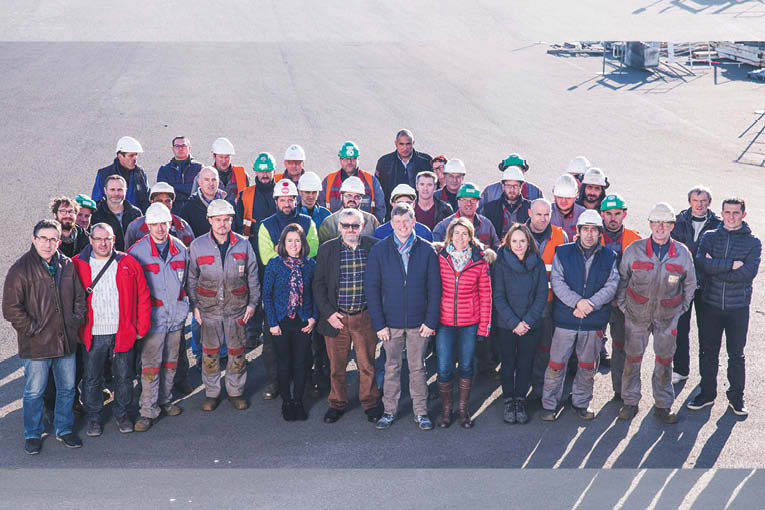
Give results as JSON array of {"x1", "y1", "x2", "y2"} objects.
[{"x1": 1, "y1": 1, "x2": 765, "y2": 507}]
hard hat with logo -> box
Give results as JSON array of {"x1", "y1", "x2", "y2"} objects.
[
  {"x1": 339, "y1": 176, "x2": 365, "y2": 195},
  {"x1": 211, "y1": 137, "x2": 235, "y2": 155},
  {"x1": 284, "y1": 144, "x2": 306, "y2": 161},
  {"x1": 149, "y1": 182, "x2": 176, "y2": 199},
  {"x1": 456, "y1": 182, "x2": 481, "y2": 199},
  {"x1": 115, "y1": 136, "x2": 143, "y2": 154},
  {"x1": 501, "y1": 166, "x2": 526, "y2": 183},
  {"x1": 553, "y1": 174, "x2": 579, "y2": 198},
  {"x1": 648, "y1": 202, "x2": 676, "y2": 223},
  {"x1": 443, "y1": 158, "x2": 467, "y2": 175},
  {"x1": 601, "y1": 193, "x2": 627, "y2": 211},
  {"x1": 297, "y1": 171, "x2": 322, "y2": 192},
  {"x1": 390, "y1": 183, "x2": 417, "y2": 203},
  {"x1": 582, "y1": 167, "x2": 608, "y2": 187},
  {"x1": 207, "y1": 199, "x2": 235, "y2": 217},
  {"x1": 74, "y1": 194, "x2": 97, "y2": 211},
  {"x1": 338, "y1": 141, "x2": 360, "y2": 159},
  {"x1": 498, "y1": 153, "x2": 529, "y2": 172},
  {"x1": 273, "y1": 179, "x2": 298, "y2": 198},
  {"x1": 253, "y1": 152, "x2": 276, "y2": 173},
  {"x1": 568, "y1": 156, "x2": 590, "y2": 176},
  {"x1": 577, "y1": 209, "x2": 604, "y2": 228},
  {"x1": 145, "y1": 203, "x2": 172, "y2": 224}
]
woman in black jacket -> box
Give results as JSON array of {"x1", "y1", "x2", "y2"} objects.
[{"x1": 493, "y1": 223, "x2": 548, "y2": 424}]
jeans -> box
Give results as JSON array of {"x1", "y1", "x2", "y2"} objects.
[
  {"x1": 83, "y1": 334, "x2": 134, "y2": 422},
  {"x1": 23, "y1": 354, "x2": 76, "y2": 439},
  {"x1": 698, "y1": 303, "x2": 749, "y2": 403},
  {"x1": 435, "y1": 324, "x2": 479, "y2": 382},
  {"x1": 44, "y1": 344, "x2": 83, "y2": 411},
  {"x1": 498, "y1": 326, "x2": 539, "y2": 399}
]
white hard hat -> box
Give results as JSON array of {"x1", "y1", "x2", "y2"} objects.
[
  {"x1": 553, "y1": 174, "x2": 579, "y2": 198},
  {"x1": 577, "y1": 209, "x2": 604, "y2": 228},
  {"x1": 568, "y1": 155, "x2": 590, "y2": 176},
  {"x1": 206, "y1": 199, "x2": 235, "y2": 217},
  {"x1": 340, "y1": 176, "x2": 366, "y2": 195},
  {"x1": 582, "y1": 167, "x2": 607, "y2": 187},
  {"x1": 284, "y1": 144, "x2": 306, "y2": 161},
  {"x1": 648, "y1": 202, "x2": 676, "y2": 223},
  {"x1": 390, "y1": 183, "x2": 417, "y2": 203},
  {"x1": 150, "y1": 182, "x2": 176, "y2": 198},
  {"x1": 115, "y1": 136, "x2": 143, "y2": 154},
  {"x1": 273, "y1": 179, "x2": 298, "y2": 198},
  {"x1": 501, "y1": 166, "x2": 525, "y2": 183},
  {"x1": 297, "y1": 171, "x2": 322, "y2": 192},
  {"x1": 443, "y1": 158, "x2": 467, "y2": 175},
  {"x1": 211, "y1": 137, "x2": 235, "y2": 155},
  {"x1": 145, "y1": 203, "x2": 172, "y2": 224}
]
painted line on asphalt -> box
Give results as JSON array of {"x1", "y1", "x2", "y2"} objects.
[
  {"x1": 647, "y1": 468, "x2": 679, "y2": 510},
  {"x1": 613, "y1": 468, "x2": 647, "y2": 509},
  {"x1": 679, "y1": 468, "x2": 717, "y2": 509},
  {"x1": 724, "y1": 468, "x2": 756, "y2": 509}
]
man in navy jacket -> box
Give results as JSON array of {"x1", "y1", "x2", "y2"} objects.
[
  {"x1": 375, "y1": 129, "x2": 432, "y2": 218},
  {"x1": 365, "y1": 203, "x2": 441, "y2": 430}
]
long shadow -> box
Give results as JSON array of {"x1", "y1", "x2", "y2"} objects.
[
  {"x1": 694, "y1": 410, "x2": 745, "y2": 468},
  {"x1": 0, "y1": 354, "x2": 22, "y2": 382}
]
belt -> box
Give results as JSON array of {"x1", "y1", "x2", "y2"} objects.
[{"x1": 339, "y1": 307, "x2": 366, "y2": 316}]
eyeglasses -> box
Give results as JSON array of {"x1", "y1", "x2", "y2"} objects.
[
  {"x1": 35, "y1": 235, "x2": 60, "y2": 244},
  {"x1": 173, "y1": 144, "x2": 189, "y2": 149},
  {"x1": 339, "y1": 223, "x2": 361, "y2": 230},
  {"x1": 90, "y1": 236, "x2": 114, "y2": 243}
]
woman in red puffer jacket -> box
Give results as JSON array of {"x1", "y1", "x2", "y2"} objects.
[{"x1": 434, "y1": 217, "x2": 495, "y2": 429}]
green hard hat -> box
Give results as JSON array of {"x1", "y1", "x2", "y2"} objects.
[
  {"x1": 74, "y1": 193, "x2": 97, "y2": 210},
  {"x1": 253, "y1": 152, "x2": 276, "y2": 173},
  {"x1": 338, "y1": 141, "x2": 360, "y2": 159},
  {"x1": 601, "y1": 193, "x2": 627, "y2": 211},
  {"x1": 498, "y1": 153, "x2": 528, "y2": 171},
  {"x1": 456, "y1": 182, "x2": 481, "y2": 199}
]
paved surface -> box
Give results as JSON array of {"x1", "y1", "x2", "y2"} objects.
[{"x1": 1, "y1": 0, "x2": 765, "y2": 505}]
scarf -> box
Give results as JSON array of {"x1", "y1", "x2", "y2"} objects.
[
  {"x1": 446, "y1": 242, "x2": 472, "y2": 273},
  {"x1": 394, "y1": 233, "x2": 416, "y2": 273},
  {"x1": 283, "y1": 256, "x2": 305, "y2": 318}
]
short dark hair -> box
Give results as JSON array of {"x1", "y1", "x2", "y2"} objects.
[
  {"x1": 276, "y1": 223, "x2": 310, "y2": 259},
  {"x1": 34, "y1": 219, "x2": 62, "y2": 237},
  {"x1": 49, "y1": 195, "x2": 78, "y2": 216},
  {"x1": 431, "y1": 155, "x2": 448, "y2": 167},
  {"x1": 416, "y1": 171, "x2": 438, "y2": 185},
  {"x1": 172, "y1": 136, "x2": 188, "y2": 146},
  {"x1": 395, "y1": 129, "x2": 413, "y2": 142},
  {"x1": 722, "y1": 198, "x2": 746, "y2": 213}
]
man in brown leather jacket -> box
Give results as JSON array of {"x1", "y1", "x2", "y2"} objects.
[{"x1": 3, "y1": 219, "x2": 88, "y2": 455}]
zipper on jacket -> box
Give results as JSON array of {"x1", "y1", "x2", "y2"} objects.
[
  {"x1": 722, "y1": 232, "x2": 731, "y2": 310},
  {"x1": 454, "y1": 273, "x2": 460, "y2": 326}
]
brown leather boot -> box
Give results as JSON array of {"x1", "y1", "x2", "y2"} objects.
[
  {"x1": 457, "y1": 378, "x2": 473, "y2": 428},
  {"x1": 438, "y1": 381, "x2": 453, "y2": 428}
]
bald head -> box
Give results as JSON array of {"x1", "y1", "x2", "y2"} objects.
[
  {"x1": 529, "y1": 198, "x2": 552, "y2": 233},
  {"x1": 198, "y1": 166, "x2": 220, "y2": 200}
]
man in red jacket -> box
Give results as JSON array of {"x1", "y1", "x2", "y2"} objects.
[{"x1": 73, "y1": 223, "x2": 151, "y2": 437}]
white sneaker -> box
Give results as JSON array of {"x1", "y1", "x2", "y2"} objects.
[{"x1": 672, "y1": 372, "x2": 689, "y2": 384}]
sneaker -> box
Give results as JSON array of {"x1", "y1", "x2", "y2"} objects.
[
  {"x1": 729, "y1": 401, "x2": 749, "y2": 417},
  {"x1": 323, "y1": 407, "x2": 344, "y2": 423},
  {"x1": 375, "y1": 413, "x2": 396, "y2": 430},
  {"x1": 503, "y1": 398, "x2": 516, "y2": 424},
  {"x1": 24, "y1": 438, "x2": 42, "y2": 455},
  {"x1": 117, "y1": 416, "x2": 134, "y2": 434},
  {"x1": 133, "y1": 417, "x2": 154, "y2": 432},
  {"x1": 540, "y1": 409, "x2": 557, "y2": 421},
  {"x1": 161, "y1": 404, "x2": 183, "y2": 417},
  {"x1": 515, "y1": 398, "x2": 529, "y2": 424},
  {"x1": 574, "y1": 406, "x2": 595, "y2": 420},
  {"x1": 654, "y1": 407, "x2": 678, "y2": 424},
  {"x1": 618, "y1": 404, "x2": 638, "y2": 421},
  {"x1": 672, "y1": 372, "x2": 689, "y2": 384},
  {"x1": 414, "y1": 414, "x2": 434, "y2": 430},
  {"x1": 86, "y1": 420, "x2": 102, "y2": 437},
  {"x1": 56, "y1": 433, "x2": 83, "y2": 448},
  {"x1": 687, "y1": 394, "x2": 715, "y2": 410}
]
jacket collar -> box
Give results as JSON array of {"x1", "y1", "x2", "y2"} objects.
[
  {"x1": 76, "y1": 245, "x2": 124, "y2": 264},
  {"x1": 645, "y1": 238, "x2": 677, "y2": 259},
  {"x1": 148, "y1": 234, "x2": 180, "y2": 258}
]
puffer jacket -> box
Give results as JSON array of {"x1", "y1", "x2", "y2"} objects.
[
  {"x1": 492, "y1": 246, "x2": 548, "y2": 331},
  {"x1": 156, "y1": 157, "x2": 203, "y2": 214},
  {"x1": 435, "y1": 243, "x2": 493, "y2": 336},
  {"x1": 127, "y1": 234, "x2": 190, "y2": 332},
  {"x1": 3, "y1": 248, "x2": 88, "y2": 359},
  {"x1": 187, "y1": 230, "x2": 260, "y2": 320},
  {"x1": 696, "y1": 222, "x2": 761, "y2": 310},
  {"x1": 617, "y1": 238, "x2": 696, "y2": 323}
]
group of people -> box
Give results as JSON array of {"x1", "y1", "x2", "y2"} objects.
[{"x1": 3, "y1": 129, "x2": 760, "y2": 456}]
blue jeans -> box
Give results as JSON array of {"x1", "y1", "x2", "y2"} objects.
[
  {"x1": 23, "y1": 354, "x2": 76, "y2": 439},
  {"x1": 191, "y1": 316, "x2": 227, "y2": 359},
  {"x1": 83, "y1": 335, "x2": 134, "y2": 422},
  {"x1": 436, "y1": 324, "x2": 479, "y2": 382}
]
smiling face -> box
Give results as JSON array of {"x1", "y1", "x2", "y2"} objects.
[
  {"x1": 54, "y1": 204, "x2": 76, "y2": 231},
  {"x1": 341, "y1": 192, "x2": 362, "y2": 209},
  {"x1": 457, "y1": 197, "x2": 478, "y2": 218},
  {"x1": 416, "y1": 175, "x2": 436, "y2": 201},
  {"x1": 284, "y1": 160, "x2": 304, "y2": 178},
  {"x1": 689, "y1": 191, "x2": 711, "y2": 217},
  {"x1": 649, "y1": 221, "x2": 675, "y2": 244},
  {"x1": 509, "y1": 229, "x2": 528, "y2": 260},
  {"x1": 198, "y1": 169, "x2": 219, "y2": 200},
  {"x1": 445, "y1": 172, "x2": 464, "y2": 193},
  {"x1": 722, "y1": 202, "x2": 746, "y2": 230},
  {"x1": 284, "y1": 231, "x2": 303, "y2": 258},
  {"x1": 451, "y1": 224, "x2": 471, "y2": 251},
  {"x1": 105, "y1": 179, "x2": 126, "y2": 205},
  {"x1": 555, "y1": 195, "x2": 575, "y2": 213},
  {"x1": 76, "y1": 207, "x2": 93, "y2": 230},
  {"x1": 391, "y1": 212, "x2": 414, "y2": 240},
  {"x1": 339, "y1": 157, "x2": 358, "y2": 175}
]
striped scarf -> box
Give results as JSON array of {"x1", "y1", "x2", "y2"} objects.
[{"x1": 395, "y1": 233, "x2": 416, "y2": 273}]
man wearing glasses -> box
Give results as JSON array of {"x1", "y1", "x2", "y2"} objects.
[
  {"x1": 479, "y1": 166, "x2": 531, "y2": 239},
  {"x1": 318, "y1": 177, "x2": 380, "y2": 244},
  {"x1": 158, "y1": 136, "x2": 203, "y2": 214},
  {"x1": 3, "y1": 220, "x2": 88, "y2": 454},
  {"x1": 616, "y1": 203, "x2": 696, "y2": 424}
]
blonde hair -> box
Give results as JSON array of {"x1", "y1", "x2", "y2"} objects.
[{"x1": 443, "y1": 216, "x2": 485, "y2": 250}]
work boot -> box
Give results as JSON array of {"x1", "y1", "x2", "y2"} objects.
[
  {"x1": 540, "y1": 409, "x2": 557, "y2": 421},
  {"x1": 161, "y1": 404, "x2": 183, "y2": 417},
  {"x1": 173, "y1": 380, "x2": 194, "y2": 396},
  {"x1": 133, "y1": 417, "x2": 154, "y2": 432},
  {"x1": 457, "y1": 378, "x2": 473, "y2": 428},
  {"x1": 618, "y1": 404, "x2": 638, "y2": 421},
  {"x1": 438, "y1": 381, "x2": 453, "y2": 428},
  {"x1": 503, "y1": 398, "x2": 516, "y2": 424},
  {"x1": 515, "y1": 397, "x2": 529, "y2": 424},
  {"x1": 262, "y1": 382, "x2": 279, "y2": 400},
  {"x1": 574, "y1": 406, "x2": 595, "y2": 420},
  {"x1": 654, "y1": 407, "x2": 678, "y2": 424},
  {"x1": 282, "y1": 401, "x2": 296, "y2": 421},
  {"x1": 228, "y1": 396, "x2": 248, "y2": 410},
  {"x1": 201, "y1": 397, "x2": 219, "y2": 412}
]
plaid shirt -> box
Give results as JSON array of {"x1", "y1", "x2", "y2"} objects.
[{"x1": 338, "y1": 242, "x2": 367, "y2": 313}]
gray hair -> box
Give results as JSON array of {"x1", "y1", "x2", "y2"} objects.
[
  {"x1": 396, "y1": 129, "x2": 414, "y2": 142},
  {"x1": 687, "y1": 184, "x2": 712, "y2": 203},
  {"x1": 391, "y1": 203, "x2": 415, "y2": 219},
  {"x1": 337, "y1": 208, "x2": 365, "y2": 226},
  {"x1": 530, "y1": 198, "x2": 552, "y2": 213},
  {"x1": 198, "y1": 165, "x2": 219, "y2": 181},
  {"x1": 104, "y1": 174, "x2": 127, "y2": 188},
  {"x1": 90, "y1": 222, "x2": 115, "y2": 238}
]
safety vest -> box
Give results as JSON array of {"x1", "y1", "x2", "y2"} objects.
[
  {"x1": 240, "y1": 186, "x2": 258, "y2": 237},
  {"x1": 274, "y1": 170, "x2": 302, "y2": 184},
  {"x1": 601, "y1": 227, "x2": 641, "y2": 254},
  {"x1": 324, "y1": 169, "x2": 376, "y2": 210},
  {"x1": 231, "y1": 166, "x2": 248, "y2": 201},
  {"x1": 540, "y1": 225, "x2": 566, "y2": 302}
]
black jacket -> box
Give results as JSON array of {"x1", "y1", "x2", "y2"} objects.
[
  {"x1": 90, "y1": 198, "x2": 142, "y2": 252},
  {"x1": 93, "y1": 158, "x2": 150, "y2": 213},
  {"x1": 481, "y1": 196, "x2": 531, "y2": 238},
  {"x1": 430, "y1": 197, "x2": 454, "y2": 228},
  {"x1": 492, "y1": 247, "x2": 548, "y2": 331},
  {"x1": 313, "y1": 236, "x2": 379, "y2": 337},
  {"x1": 671, "y1": 208, "x2": 722, "y2": 257},
  {"x1": 59, "y1": 225, "x2": 90, "y2": 259},
  {"x1": 696, "y1": 222, "x2": 761, "y2": 310},
  {"x1": 375, "y1": 149, "x2": 432, "y2": 215}
]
